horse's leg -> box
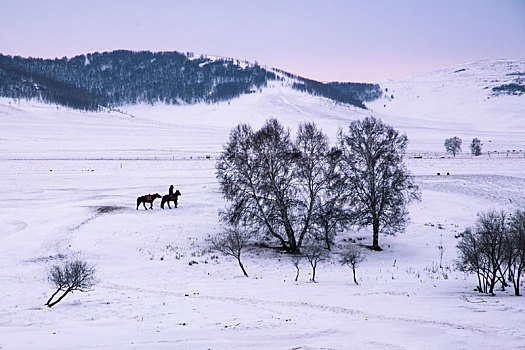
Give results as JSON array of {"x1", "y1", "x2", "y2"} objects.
[
  {"x1": 167, "y1": 201, "x2": 171, "y2": 209},
  {"x1": 150, "y1": 201, "x2": 153, "y2": 210},
  {"x1": 175, "y1": 197, "x2": 178, "y2": 208},
  {"x1": 136, "y1": 200, "x2": 139, "y2": 210},
  {"x1": 161, "y1": 199, "x2": 164, "y2": 209},
  {"x1": 143, "y1": 201, "x2": 148, "y2": 210}
]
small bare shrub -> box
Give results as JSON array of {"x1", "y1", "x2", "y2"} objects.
[{"x1": 46, "y1": 260, "x2": 96, "y2": 308}]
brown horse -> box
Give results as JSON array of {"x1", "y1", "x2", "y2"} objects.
[
  {"x1": 136, "y1": 193, "x2": 161, "y2": 210},
  {"x1": 161, "y1": 190, "x2": 181, "y2": 209}
]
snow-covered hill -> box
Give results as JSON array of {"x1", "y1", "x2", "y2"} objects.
[
  {"x1": 2, "y1": 59, "x2": 524, "y2": 158},
  {"x1": 369, "y1": 59, "x2": 525, "y2": 151},
  {"x1": 0, "y1": 60, "x2": 524, "y2": 349}
]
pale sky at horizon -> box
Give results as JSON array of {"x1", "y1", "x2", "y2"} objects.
[{"x1": 0, "y1": 0, "x2": 524, "y2": 82}]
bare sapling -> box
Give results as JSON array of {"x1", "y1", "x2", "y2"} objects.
[
  {"x1": 210, "y1": 224, "x2": 252, "y2": 277},
  {"x1": 292, "y1": 255, "x2": 304, "y2": 281},
  {"x1": 303, "y1": 242, "x2": 328, "y2": 282},
  {"x1": 340, "y1": 245, "x2": 366, "y2": 285}
]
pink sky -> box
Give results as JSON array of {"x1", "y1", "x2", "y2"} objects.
[{"x1": 0, "y1": 0, "x2": 524, "y2": 82}]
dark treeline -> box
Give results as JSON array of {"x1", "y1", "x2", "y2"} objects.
[
  {"x1": 328, "y1": 82, "x2": 382, "y2": 102},
  {"x1": 0, "y1": 50, "x2": 277, "y2": 110},
  {"x1": 0, "y1": 59, "x2": 101, "y2": 111},
  {"x1": 0, "y1": 50, "x2": 382, "y2": 111},
  {"x1": 269, "y1": 69, "x2": 382, "y2": 109},
  {"x1": 492, "y1": 83, "x2": 525, "y2": 95}
]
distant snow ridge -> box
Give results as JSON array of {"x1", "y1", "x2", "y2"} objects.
[{"x1": 368, "y1": 59, "x2": 525, "y2": 133}]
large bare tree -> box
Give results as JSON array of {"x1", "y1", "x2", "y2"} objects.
[
  {"x1": 338, "y1": 116, "x2": 420, "y2": 251},
  {"x1": 216, "y1": 119, "x2": 334, "y2": 253}
]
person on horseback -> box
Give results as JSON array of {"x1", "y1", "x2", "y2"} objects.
[{"x1": 169, "y1": 185, "x2": 174, "y2": 198}]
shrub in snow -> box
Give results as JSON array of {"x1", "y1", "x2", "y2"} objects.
[
  {"x1": 444, "y1": 136, "x2": 462, "y2": 157},
  {"x1": 209, "y1": 225, "x2": 253, "y2": 277},
  {"x1": 339, "y1": 245, "x2": 366, "y2": 285},
  {"x1": 46, "y1": 259, "x2": 96, "y2": 308},
  {"x1": 337, "y1": 116, "x2": 420, "y2": 251}
]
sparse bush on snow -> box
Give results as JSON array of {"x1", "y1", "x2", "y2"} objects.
[{"x1": 46, "y1": 259, "x2": 96, "y2": 308}]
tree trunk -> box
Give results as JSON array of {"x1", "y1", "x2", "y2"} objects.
[
  {"x1": 513, "y1": 266, "x2": 522, "y2": 296},
  {"x1": 372, "y1": 218, "x2": 381, "y2": 251},
  {"x1": 311, "y1": 262, "x2": 317, "y2": 282},
  {"x1": 237, "y1": 259, "x2": 248, "y2": 277},
  {"x1": 295, "y1": 265, "x2": 300, "y2": 281},
  {"x1": 488, "y1": 268, "x2": 497, "y2": 295},
  {"x1": 324, "y1": 222, "x2": 331, "y2": 251},
  {"x1": 476, "y1": 271, "x2": 483, "y2": 294},
  {"x1": 352, "y1": 265, "x2": 358, "y2": 285},
  {"x1": 46, "y1": 288, "x2": 62, "y2": 306},
  {"x1": 47, "y1": 288, "x2": 72, "y2": 308}
]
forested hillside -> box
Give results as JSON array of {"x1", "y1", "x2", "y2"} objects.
[{"x1": 0, "y1": 50, "x2": 381, "y2": 111}]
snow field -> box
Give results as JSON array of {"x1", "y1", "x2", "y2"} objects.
[
  {"x1": 1, "y1": 154, "x2": 524, "y2": 349},
  {"x1": 1, "y1": 59, "x2": 525, "y2": 349}
]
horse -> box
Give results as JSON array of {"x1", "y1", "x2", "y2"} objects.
[
  {"x1": 161, "y1": 190, "x2": 181, "y2": 209},
  {"x1": 136, "y1": 193, "x2": 161, "y2": 210}
]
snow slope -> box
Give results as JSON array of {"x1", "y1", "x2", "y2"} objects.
[
  {"x1": 369, "y1": 59, "x2": 525, "y2": 152},
  {"x1": 0, "y1": 60, "x2": 524, "y2": 349}
]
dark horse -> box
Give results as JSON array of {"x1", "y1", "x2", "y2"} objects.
[
  {"x1": 161, "y1": 190, "x2": 181, "y2": 209},
  {"x1": 136, "y1": 193, "x2": 161, "y2": 210}
]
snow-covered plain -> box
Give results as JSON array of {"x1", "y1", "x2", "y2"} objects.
[{"x1": 1, "y1": 60, "x2": 525, "y2": 349}]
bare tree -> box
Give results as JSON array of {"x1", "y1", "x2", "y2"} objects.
[
  {"x1": 470, "y1": 138, "x2": 482, "y2": 156},
  {"x1": 338, "y1": 116, "x2": 420, "y2": 251},
  {"x1": 456, "y1": 210, "x2": 508, "y2": 295},
  {"x1": 46, "y1": 260, "x2": 96, "y2": 308},
  {"x1": 216, "y1": 119, "x2": 334, "y2": 253},
  {"x1": 507, "y1": 210, "x2": 525, "y2": 296},
  {"x1": 210, "y1": 224, "x2": 253, "y2": 277},
  {"x1": 311, "y1": 147, "x2": 354, "y2": 250},
  {"x1": 303, "y1": 242, "x2": 329, "y2": 282},
  {"x1": 444, "y1": 136, "x2": 462, "y2": 157},
  {"x1": 340, "y1": 245, "x2": 366, "y2": 285}
]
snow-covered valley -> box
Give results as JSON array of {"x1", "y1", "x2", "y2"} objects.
[{"x1": 1, "y1": 60, "x2": 524, "y2": 349}]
